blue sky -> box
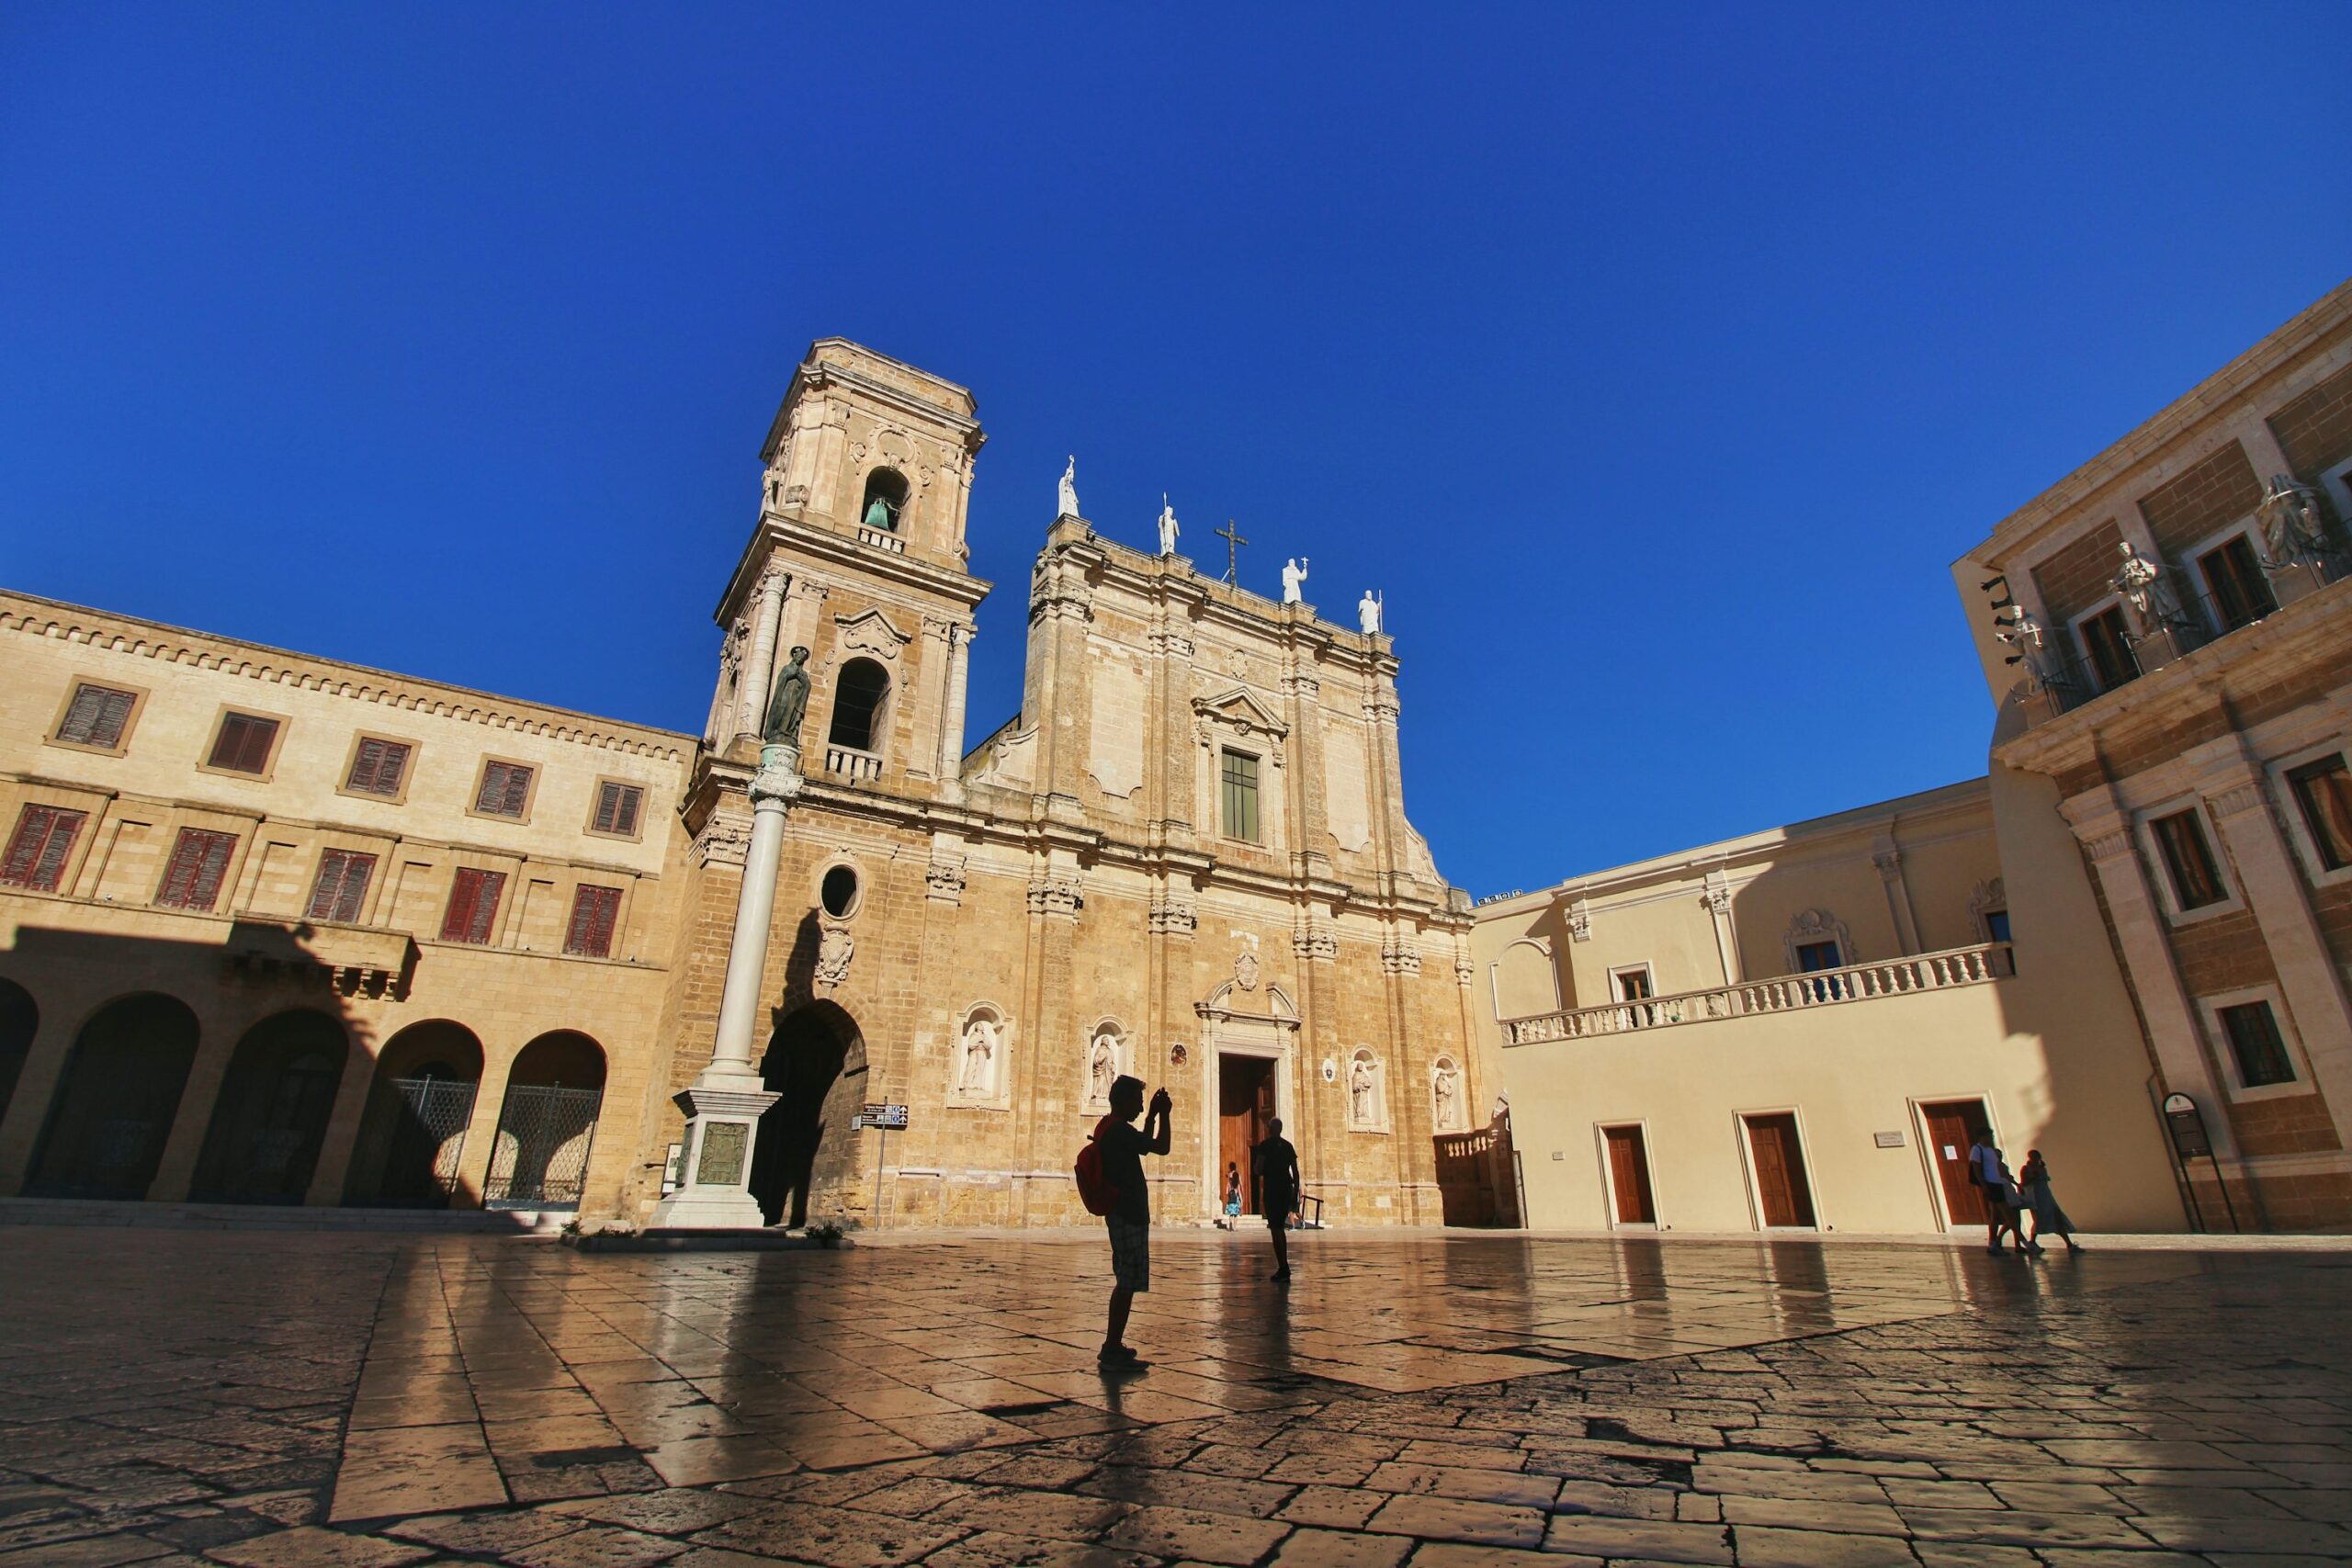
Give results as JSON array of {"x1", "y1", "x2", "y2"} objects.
[{"x1": 4, "y1": 6, "x2": 2346, "y2": 897}]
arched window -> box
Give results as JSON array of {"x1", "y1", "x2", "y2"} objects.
[
  {"x1": 859, "y1": 468, "x2": 909, "y2": 534},
  {"x1": 828, "y1": 659, "x2": 890, "y2": 753}
]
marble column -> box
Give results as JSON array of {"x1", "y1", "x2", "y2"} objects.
[
  {"x1": 732, "y1": 565, "x2": 788, "y2": 751},
  {"x1": 650, "y1": 743, "x2": 802, "y2": 1228}
]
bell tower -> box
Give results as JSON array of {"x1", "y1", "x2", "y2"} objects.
[{"x1": 697, "y1": 340, "x2": 989, "y2": 803}]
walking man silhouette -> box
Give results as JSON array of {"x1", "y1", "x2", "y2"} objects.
[{"x1": 1252, "y1": 1117, "x2": 1301, "y2": 1281}]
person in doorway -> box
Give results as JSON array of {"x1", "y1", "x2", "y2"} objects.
[
  {"x1": 2018, "y1": 1149, "x2": 2083, "y2": 1255},
  {"x1": 1967, "y1": 1131, "x2": 2021, "y2": 1256},
  {"x1": 1252, "y1": 1117, "x2": 1302, "y2": 1281},
  {"x1": 1097, "y1": 1075, "x2": 1170, "y2": 1371},
  {"x1": 1222, "y1": 1162, "x2": 1242, "y2": 1228}
]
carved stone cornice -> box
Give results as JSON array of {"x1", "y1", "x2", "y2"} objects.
[
  {"x1": 1379, "y1": 932, "x2": 1422, "y2": 976},
  {"x1": 1026, "y1": 874, "x2": 1084, "y2": 920},
  {"x1": 1292, "y1": 916, "x2": 1338, "y2": 963},
  {"x1": 1148, "y1": 628, "x2": 1195, "y2": 660},
  {"x1": 2206, "y1": 780, "x2": 2268, "y2": 821},
  {"x1": 1148, "y1": 894, "x2": 1198, "y2": 936},
  {"x1": 1363, "y1": 696, "x2": 1400, "y2": 725},
  {"x1": 2082, "y1": 829, "x2": 2134, "y2": 863},
  {"x1": 925, "y1": 854, "x2": 967, "y2": 905},
  {"x1": 1282, "y1": 673, "x2": 1321, "y2": 701}
]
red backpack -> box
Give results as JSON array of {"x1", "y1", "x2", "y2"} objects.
[{"x1": 1074, "y1": 1114, "x2": 1120, "y2": 1216}]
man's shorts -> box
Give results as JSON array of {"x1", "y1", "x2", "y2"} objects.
[
  {"x1": 1263, "y1": 1192, "x2": 1295, "y2": 1227},
  {"x1": 1105, "y1": 1214, "x2": 1150, "y2": 1292}
]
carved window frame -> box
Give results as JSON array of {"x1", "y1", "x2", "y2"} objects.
[
  {"x1": 2197, "y1": 985, "x2": 2311, "y2": 1104},
  {"x1": 1781, "y1": 909, "x2": 1854, "y2": 976},
  {"x1": 2133, "y1": 794, "x2": 2244, "y2": 926},
  {"x1": 1967, "y1": 877, "x2": 2009, "y2": 945},
  {"x1": 2267, "y1": 738, "x2": 2352, "y2": 890}
]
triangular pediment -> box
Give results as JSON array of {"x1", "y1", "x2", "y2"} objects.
[{"x1": 1192, "y1": 686, "x2": 1287, "y2": 737}]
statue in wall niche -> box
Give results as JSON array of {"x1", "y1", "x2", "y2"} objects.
[
  {"x1": 2259, "y1": 474, "x2": 2333, "y2": 570},
  {"x1": 1357, "y1": 589, "x2": 1383, "y2": 635},
  {"x1": 1431, "y1": 1060, "x2": 1459, "y2": 1130},
  {"x1": 763, "y1": 646, "x2": 813, "y2": 748},
  {"x1": 1058, "y1": 457, "x2": 1080, "y2": 518},
  {"x1": 958, "y1": 1015, "x2": 999, "y2": 1095},
  {"x1": 1282, "y1": 557, "x2": 1309, "y2": 604},
  {"x1": 2111, "y1": 542, "x2": 2185, "y2": 637},
  {"x1": 1089, "y1": 1031, "x2": 1118, "y2": 1104},
  {"x1": 1349, "y1": 1055, "x2": 1376, "y2": 1124},
  {"x1": 1158, "y1": 494, "x2": 1181, "y2": 557}
]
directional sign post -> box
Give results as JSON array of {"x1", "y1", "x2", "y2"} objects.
[{"x1": 852, "y1": 1103, "x2": 910, "y2": 1231}]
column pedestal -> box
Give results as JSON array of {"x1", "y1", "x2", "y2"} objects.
[{"x1": 651, "y1": 743, "x2": 802, "y2": 1228}]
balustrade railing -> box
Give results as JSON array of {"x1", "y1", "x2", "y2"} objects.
[
  {"x1": 857, "y1": 525, "x2": 906, "y2": 555},
  {"x1": 825, "y1": 744, "x2": 884, "y2": 784},
  {"x1": 1503, "y1": 942, "x2": 2015, "y2": 1045}
]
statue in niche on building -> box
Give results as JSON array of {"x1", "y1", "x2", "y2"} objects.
[
  {"x1": 1357, "y1": 589, "x2": 1383, "y2": 634},
  {"x1": 1157, "y1": 494, "x2": 1181, "y2": 557},
  {"x1": 1089, "y1": 1029, "x2": 1118, "y2": 1105},
  {"x1": 1282, "y1": 557, "x2": 1309, "y2": 604},
  {"x1": 2259, "y1": 475, "x2": 2334, "y2": 571},
  {"x1": 958, "y1": 1013, "x2": 999, "y2": 1095},
  {"x1": 1431, "y1": 1058, "x2": 1459, "y2": 1131},
  {"x1": 2111, "y1": 542, "x2": 2187, "y2": 637},
  {"x1": 1349, "y1": 1054, "x2": 1377, "y2": 1125},
  {"x1": 1058, "y1": 457, "x2": 1080, "y2": 518},
  {"x1": 764, "y1": 646, "x2": 813, "y2": 748}
]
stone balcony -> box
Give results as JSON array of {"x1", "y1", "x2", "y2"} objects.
[
  {"x1": 1502, "y1": 941, "x2": 2015, "y2": 1045},
  {"x1": 824, "y1": 743, "x2": 884, "y2": 785}
]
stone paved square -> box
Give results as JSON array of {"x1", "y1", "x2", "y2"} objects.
[{"x1": 1, "y1": 1224, "x2": 2348, "y2": 1565}]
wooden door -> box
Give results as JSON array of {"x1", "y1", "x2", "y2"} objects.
[
  {"x1": 1744, "y1": 1113, "x2": 1816, "y2": 1228},
  {"x1": 1921, "y1": 1100, "x2": 1990, "y2": 1225},
  {"x1": 1604, "y1": 1125, "x2": 1656, "y2": 1224},
  {"x1": 1218, "y1": 1055, "x2": 1273, "y2": 1214}
]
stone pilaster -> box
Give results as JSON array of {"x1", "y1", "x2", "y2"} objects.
[{"x1": 733, "y1": 563, "x2": 788, "y2": 750}]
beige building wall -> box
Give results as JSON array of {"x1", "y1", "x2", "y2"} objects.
[
  {"x1": 0, "y1": 593, "x2": 692, "y2": 1214},
  {"x1": 1473, "y1": 778, "x2": 2187, "y2": 1235},
  {"x1": 1952, "y1": 278, "x2": 2352, "y2": 1230}
]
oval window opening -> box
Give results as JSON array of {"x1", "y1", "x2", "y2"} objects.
[{"x1": 820, "y1": 866, "x2": 859, "y2": 919}]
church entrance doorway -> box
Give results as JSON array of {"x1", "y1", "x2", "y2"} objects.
[
  {"x1": 752, "y1": 1001, "x2": 865, "y2": 1227},
  {"x1": 1218, "y1": 1054, "x2": 1277, "y2": 1215}
]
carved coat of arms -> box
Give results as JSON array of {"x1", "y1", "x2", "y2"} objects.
[{"x1": 1234, "y1": 950, "x2": 1261, "y2": 991}]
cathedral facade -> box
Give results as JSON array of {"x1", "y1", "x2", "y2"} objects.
[{"x1": 0, "y1": 340, "x2": 1488, "y2": 1229}]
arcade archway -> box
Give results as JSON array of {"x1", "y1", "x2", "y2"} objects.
[
  {"x1": 751, "y1": 1000, "x2": 865, "y2": 1227},
  {"x1": 345, "y1": 1021, "x2": 484, "y2": 1208},
  {"x1": 190, "y1": 1009, "x2": 347, "y2": 1203},
  {"x1": 483, "y1": 1031, "x2": 605, "y2": 1210},
  {"x1": 0, "y1": 977, "x2": 34, "y2": 1127},
  {"x1": 27, "y1": 993, "x2": 201, "y2": 1200}
]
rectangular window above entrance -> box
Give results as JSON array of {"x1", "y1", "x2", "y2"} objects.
[{"x1": 1220, "y1": 749, "x2": 1261, "y2": 843}]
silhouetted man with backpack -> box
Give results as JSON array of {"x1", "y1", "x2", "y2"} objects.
[
  {"x1": 1080, "y1": 1075, "x2": 1170, "y2": 1370},
  {"x1": 1252, "y1": 1118, "x2": 1300, "y2": 1281}
]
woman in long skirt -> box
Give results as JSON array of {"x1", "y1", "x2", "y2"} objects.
[{"x1": 2018, "y1": 1149, "x2": 2083, "y2": 1255}]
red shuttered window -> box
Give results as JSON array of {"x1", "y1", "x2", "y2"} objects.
[
  {"x1": 591, "y1": 781, "x2": 643, "y2": 837},
  {"x1": 55, "y1": 683, "x2": 138, "y2": 750},
  {"x1": 474, "y1": 761, "x2": 534, "y2": 819},
  {"x1": 440, "y1": 867, "x2": 507, "y2": 944},
  {"x1": 564, "y1": 884, "x2": 623, "y2": 958},
  {"x1": 207, "y1": 712, "x2": 280, "y2": 774},
  {"x1": 3, "y1": 805, "x2": 87, "y2": 892},
  {"x1": 305, "y1": 850, "x2": 377, "y2": 924},
  {"x1": 155, "y1": 828, "x2": 238, "y2": 911},
  {"x1": 345, "y1": 738, "x2": 413, "y2": 797}
]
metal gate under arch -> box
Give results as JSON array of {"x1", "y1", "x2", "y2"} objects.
[{"x1": 482, "y1": 1083, "x2": 603, "y2": 1209}]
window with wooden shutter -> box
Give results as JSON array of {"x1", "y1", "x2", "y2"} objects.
[
  {"x1": 564, "y1": 884, "x2": 623, "y2": 958},
  {"x1": 473, "y1": 761, "x2": 534, "y2": 819},
  {"x1": 344, "y1": 738, "x2": 413, "y2": 797},
  {"x1": 206, "y1": 712, "x2": 280, "y2": 775},
  {"x1": 154, "y1": 828, "x2": 238, "y2": 911},
  {"x1": 591, "y1": 780, "x2": 644, "y2": 837},
  {"x1": 3, "y1": 805, "x2": 88, "y2": 892},
  {"x1": 305, "y1": 850, "x2": 377, "y2": 924},
  {"x1": 54, "y1": 683, "x2": 140, "y2": 750},
  {"x1": 439, "y1": 867, "x2": 507, "y2": 944}
]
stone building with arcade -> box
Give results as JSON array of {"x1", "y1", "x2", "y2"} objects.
[{"x1": 0, "y1": 339, "x2": 1495, "y2": 1229}]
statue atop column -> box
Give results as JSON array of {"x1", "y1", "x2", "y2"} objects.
[
  {"x1": 1057, "y1": 457, "x2": 1080, "y2": 519},
  {"x1": 1157, "y1": 494, "x2": 1181, "y2": 557},
  {"x1": 1282, "y1": 557, "x2": 1309, "y2": 604},
  {"x1": 1358, "y1": 589, "x2": 1383, "y2": 634},
  {"x1": 764, "y1": 646, "x2": 813, "y2": 749}
]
